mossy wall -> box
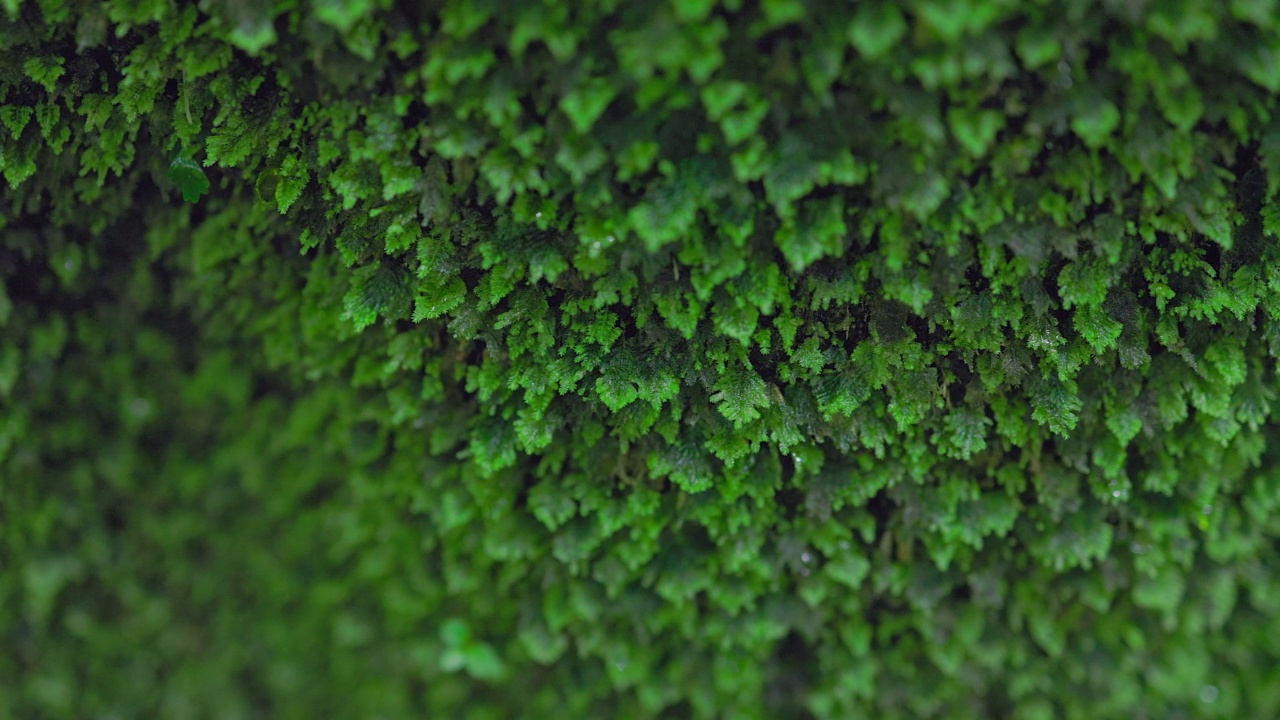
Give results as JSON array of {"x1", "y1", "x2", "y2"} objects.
[{"x1": 3, "y1": 1, "x2": 1280, "y2": 717}]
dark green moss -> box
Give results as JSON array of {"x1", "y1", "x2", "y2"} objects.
[{"x1": 3, "y1": 1, "x2": 1280, "y2": 717}]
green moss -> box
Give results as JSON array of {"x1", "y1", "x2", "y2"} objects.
[{"x1": 3, "y1": 0, "x2": 1280, "y2": 717}]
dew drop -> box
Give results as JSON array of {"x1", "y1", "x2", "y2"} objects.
[
  {"x1": 535, "y1": 212, "x2": 542, "y2": 218},
  {"x1": 63, "y1": 258, "x2": 76, "y2": 272},
  {"x1": 1200, "y1": 685, "x2": 1219, "y2": 703},
  {"x1": 128, "y1": 398, "x2": 152, "y2": 418},
  {"x1": 839, "y1": 541, "x2": 850, "y2": 550},
  {"x1": 800, "y1": 552, "x2": 812, "y2": 564},
  {"x1": 799, "y1": 567, "x2": 811, "y2": 577},
  {"x1": 1202, "y1": 504, "x2": 1213, "y2": 515}
]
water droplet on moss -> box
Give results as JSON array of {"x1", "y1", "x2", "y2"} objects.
[{"x1": 128, "y1": 398, "x2": 152, "y2": 418}]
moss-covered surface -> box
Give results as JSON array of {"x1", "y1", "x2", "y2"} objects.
[{"x1": 3, "y1": 1, "x2": 1280, "y2": 717}]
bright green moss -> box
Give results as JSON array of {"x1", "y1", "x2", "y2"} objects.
[{"x1": 3, "y1": 0, "x2": 1280, "y2": 717}]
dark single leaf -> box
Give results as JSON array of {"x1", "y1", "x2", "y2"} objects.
[{"x1": 168, "y1": 149, "x2": 210, "y2": 203}]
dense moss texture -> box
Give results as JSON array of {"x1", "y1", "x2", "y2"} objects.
[{"x1": 4, "y1": 0, "x2": 1280, "y2": 717}]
